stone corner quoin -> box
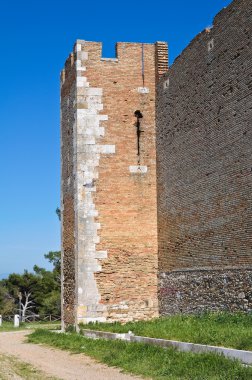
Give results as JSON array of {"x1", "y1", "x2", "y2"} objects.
[{"x1": 61, "y1": 39, "x2": 168, "y2": 327}]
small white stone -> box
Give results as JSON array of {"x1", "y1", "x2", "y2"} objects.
[
  {"x1": 129, "y1": 165, "x2": 148, "y2": 173},
  {"x1": 163, "y1": 79, "x2": 169, "y2": 90},
  {"x1": 98, "y1": 115, "x2": 108, "y2": 121},
  {"x1": 138, "y1": 87, "x2": 149, "y2": 94}
]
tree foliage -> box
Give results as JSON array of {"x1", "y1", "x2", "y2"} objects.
[{"x1": 0, "y1": 251, "x2": 61, "y2": 318}]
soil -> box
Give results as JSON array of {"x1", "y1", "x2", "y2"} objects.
[{"x1": 0, "y1": 331, "x2": 141, "y2": 380}]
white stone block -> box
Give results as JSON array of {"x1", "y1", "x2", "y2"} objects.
[
  {"x1": 94, "y1": 236, "x2": 100, "y2": 244},
  {"x1": 138, "y1": 87, "x2": 150, "y2": 94},
  {"x1": 98, "y1": 145, "x2": 115, "y2": 154},
  {"x1": 81, "y1": 51, "x2": 88, "y2": 60},
  {"x1": 86, "y1": 264, "x2": 102, "y2": 272},
  {"x1": 76, "y1": 59, "x2": 82, "y2": 68},
  {"x1": 98, "y1": 115, "x2": 108, "y2": 121},
  {"x1": 81, "y1": 137, "x2": 96, "y2": 145},
  {"x1": 95, "y1": 251, "x2": 108, "y2": 259},
  {"x1": 95, "y1": 104, "x2": 103, "y2": 111},
  {"x1": 85, "y1": 88, "x2": 103, "y2": 96},
  {"x1": 77, "y1": 108, "x2": 98, "y2": 116},
  {"x1": 77, "y1": 77, "x2": 87, "y2": 87},
  {"x1": 87, "y1": 210, "x2": 98, "y2": 217},
  {"x1": 77, "y1": 116, "x2": 100, "y2": 128},
  {"x1": 129, "y1": 165, "x2": 148, "y2": 173}
]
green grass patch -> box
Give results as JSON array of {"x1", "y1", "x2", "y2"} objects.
[
  {"x1": 28, "y1": 329, "x2": 252, "y2": 380},
  {"x1": 82, "y1": 312, "x2": 252, "y2": 351},
  {"x1": 0, "y1": 321, "x2": 60, "y2": 332}
]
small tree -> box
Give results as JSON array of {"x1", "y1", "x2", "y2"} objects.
[
  {"x1": 2, "y1": 272, "x2": 37, "y2": 320},
  {"x1": 19, "y1": 291, "x2": 35, "y2": 322}
]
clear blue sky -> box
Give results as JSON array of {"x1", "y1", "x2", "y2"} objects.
[{"x1": 0, "y1": 0, "x2": 232, "y2": 275}]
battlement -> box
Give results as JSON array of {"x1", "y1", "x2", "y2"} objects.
[{"x1": 61, "y1": 40, "x2": 168, "y2": 87}]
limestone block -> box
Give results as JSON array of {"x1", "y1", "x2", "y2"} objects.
[
  {"x1": 98, "y1": 145, "x2": 115, "y2": 154},
  {"x1": 137, "y1": 87, "x2": 150, "y2": 94},
  {"x1": 75, "y1": 43, "x2": 82, "y2": 52},
  {"x1": 81, "y1": 51, "x2": 88, "y2": 60},
  {"x1": 95, "y1": 251, "x2": 108, "y2": 259},
  {"x1": 98, "y1": 115, "x2": 108, "y2": 121},
  {"x1": 77, "y1": 68, "x2": 86, "y2": 74},
  {"x1": 77, "y1": 77, "x2": 87, "y2": 87},
  {"x1": 129, "y1": 165, "x2": 148, "y2": 173},
  {"x1": 84, "y1": 88, "x2": 103, "y2": 96}
]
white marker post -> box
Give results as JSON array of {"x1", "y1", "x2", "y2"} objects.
[
  {"x1": 14, "y1": 314, "x2": 20, "y2": 328},
  {"x1": 0, "y1": 315, "x2": 2, "y2": 327}
]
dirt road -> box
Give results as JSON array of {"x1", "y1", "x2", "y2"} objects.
[{"x1": 0, "y1": 331, "x2": 141, "y2": 380}]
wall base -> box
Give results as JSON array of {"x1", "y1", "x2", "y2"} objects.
[{"x1": 159, "y1": 268, "x2": 252, "y2": 315}]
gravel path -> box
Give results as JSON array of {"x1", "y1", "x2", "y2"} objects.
[{"x1": 0, "y1": 331, "x2": 141, "y2": 380}]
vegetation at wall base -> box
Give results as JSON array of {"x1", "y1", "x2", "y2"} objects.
[
  {"x1": 28, "y1": 329, "x2": 252, "y2": 380},
  {"x1": 81, "y1": 312, "x2": 252, "y2": 351}
]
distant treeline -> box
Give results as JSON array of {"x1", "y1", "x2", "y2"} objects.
[{"x1": 0, "y1": 251, "x2": 61, "y2": 319}]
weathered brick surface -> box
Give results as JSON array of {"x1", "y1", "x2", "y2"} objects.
[
  {"x1": 157, "y1": 0, "x2": 252, "y2": 313},
  {"x1": 61, "y1": 40, "x2": 168, "y2": 324}
]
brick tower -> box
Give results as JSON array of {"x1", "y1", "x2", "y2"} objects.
[{"x1": 61, "y1": 40, "x2": 168, "y2": 327}]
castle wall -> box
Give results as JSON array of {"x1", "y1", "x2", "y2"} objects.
[
  {"x1": 157, "y1": 0, "x2": 252, "y2": 314},
  {"x1": 61, "y1": 40, "x2": 168, "y2": 325}
]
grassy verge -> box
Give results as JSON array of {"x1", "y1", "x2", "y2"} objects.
[
  {"x1": 81, "y1": 312, "x2": 252, "y2": 351},
  {"x1": 0, "y1": 353, "x2": 58, "y2": 380},
  {"x1": 0, "y1": 321, "x2": 60, "y2": 332},
  {"x1": 28, "y1": 329, "x2": 252, "y2": 380}
]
